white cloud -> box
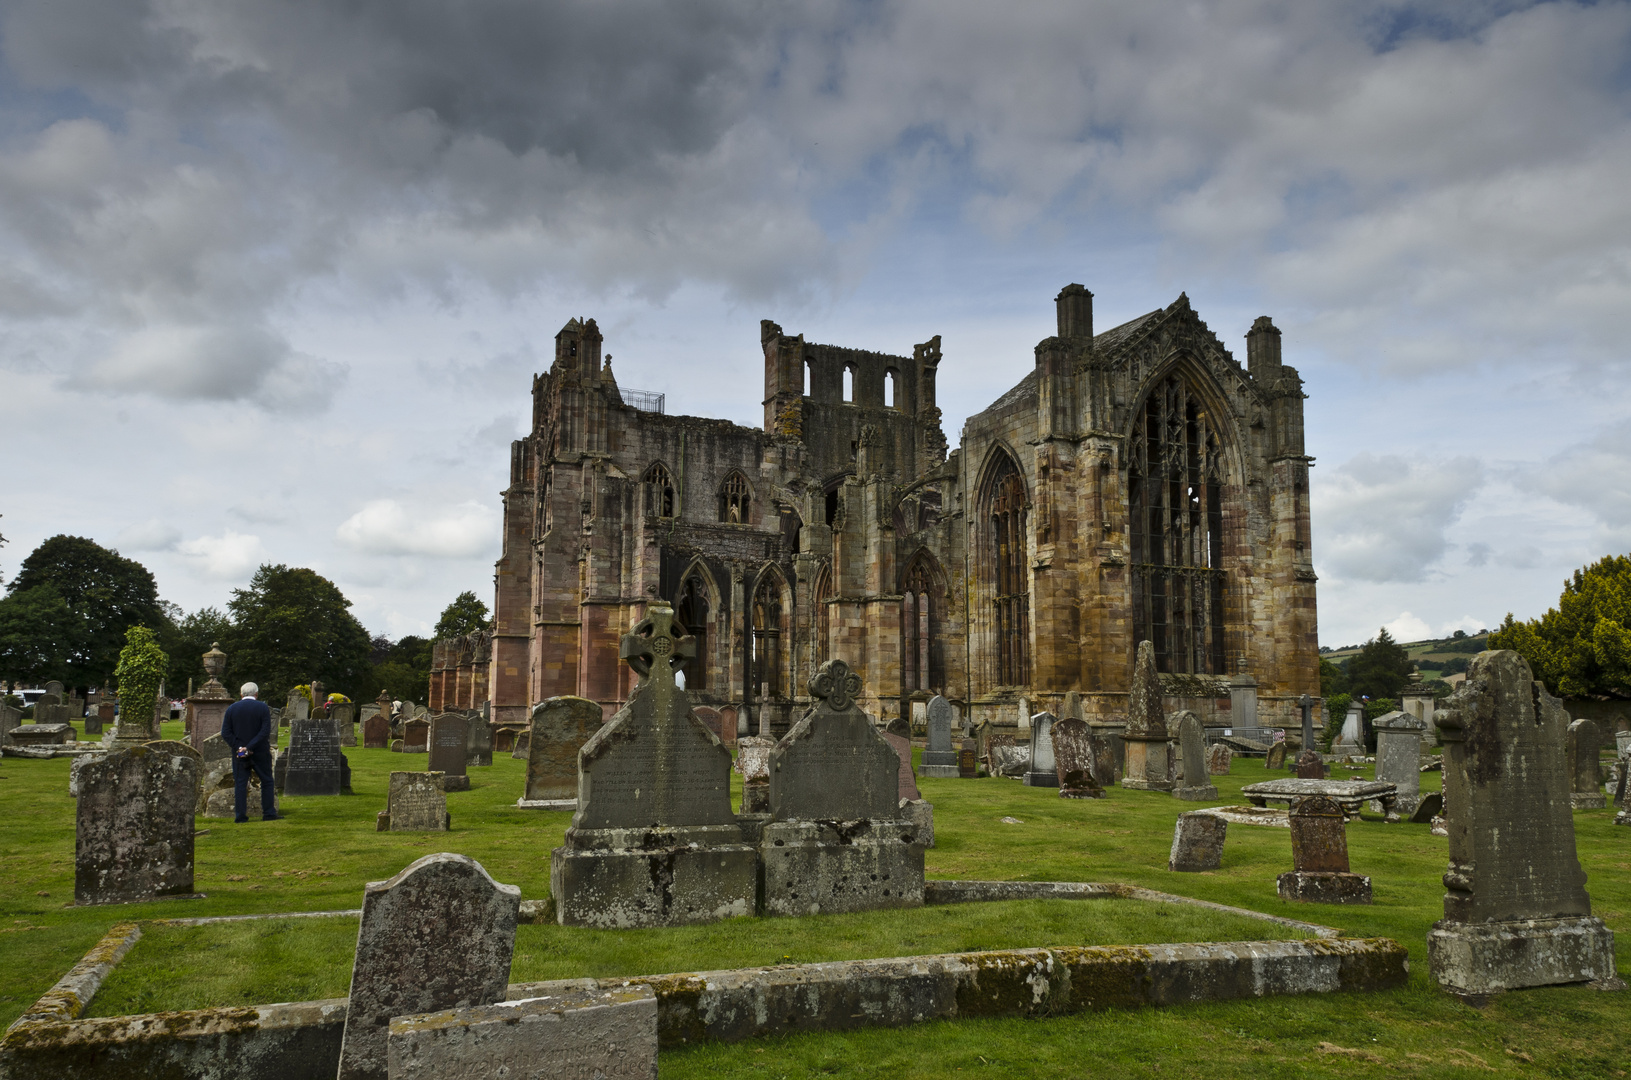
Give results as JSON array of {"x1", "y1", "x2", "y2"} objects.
[
  {"x1": 1314, "y1": 453, "x2": 1484, "y2": 584},
  {"x1": 335, "y1": 499, "x2": 498, "y2": 559},
  {"x1": 1382, "y1": 611, "x2": 1433, "y2": 642},
  {"x1": 176, "y1": 530, "x2": 269, "y2": 581},
  {"x1": 116, "y1": 518, "x2": 180, "y2": 552}
]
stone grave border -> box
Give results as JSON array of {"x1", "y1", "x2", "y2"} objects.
[{"x1": 0, "y1": 879, "x2": 1397, "y2": 1076}]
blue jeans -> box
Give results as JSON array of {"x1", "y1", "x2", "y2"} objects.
[{"x1": 232, "y1": 744, "x2": 277, "y2": 820}]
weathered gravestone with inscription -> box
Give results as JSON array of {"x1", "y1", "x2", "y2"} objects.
[
  {"x1": 75, "y1": 744, "x2": 200, "y2": 905},
  {"x1": 285, "y1": 688, "x2": 310, "y2": 724},
  {"x1": 1023, "y1": 712, "x2": 1060, "y2": 788},
  {"x1": 1052, "y1": 717, "x2": 1103, "y2": 798},
  {"x1": 1266, "y1": 741, "x2": 1288, "y2": 770},
  {"x1": 331, "y1": 700, "x2": 357, "y2": 747},
  {"x1": 336, "y1": 852, "x2": 520, "y2": 1080},
  {"x1": 763, "y1": 658, "x2": 925, "y2": 915},
  {"x1": 1374, "y1": 710, "x2": 1427, "y2": 816},
  {"x1": 1567, "y1": 718, "x2": 1606, "y2": 811},
  {"x1": 403, "y1": 717, "x2": 429, "y2": 752},
  {"x1": 549, "y1": 602, "x2": 757, "y2": 927},
  {"x1": 735, "y1": 736, "x2": 775, "y2": 814},
  {"x1": 1276, "y1": 795, "x2": 1371, "y2": 904},
  {"x1": 1208, "y1": 743, "x2": 1233, "y2": 775},
  {"x1": 1169, "y1": 811, "x2": 1227, "y2": 872},
  {"x1": 522, "y1": 696, "x2": 601, "y2": 804},
  {"x1": 919, "y1": 695, "x2": 959, "y2": 778},
  {"x1": 427, "y1": 712, "x2": 471, "y2": 792},
  {"x1": 362, "y1": 710, "x2": 390, "y2": 749},
  {"x1": 379, "y1": 772, "x2": 450, "y2": 831},
  {"x1": 1172, "y1": 713, "x2": 1218, "y2": 801},
  {"x1": 1122, "y1": 641, "x2": 1173, "y2": 791},
  {"x1": 284, "y1": 716, "x2": 348, "y2": 796},
  {"x1": 1295, "y1": 748, "x2": 1326, "y2": 780},
  {"x1": 1427, "y1": 650, "x2": 1620, "y2": 995}
]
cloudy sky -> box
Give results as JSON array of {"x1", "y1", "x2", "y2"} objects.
[{"x1": 2, "y1": 0, "x2": 1629, "y2": 650}]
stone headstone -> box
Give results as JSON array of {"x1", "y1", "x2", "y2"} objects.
[
  {"x1": 1062, "y1": 690, "x2": 1085, "y2": 722},
  {"x1": 336, "y1": 852, "x2": 520, "y2": 1080},
  {"x1": 428, "y1": 713, "x2": 471, "y2": 792},
  {"x1": 74, "y1": 745, "x2": 199, "y2": 904},
  {"x1": 363, "y1": 711, "x2": 390, "y2": 749},
  {"x1": 84, "y1": 702, "x2": 111, "y2": 736},
  {"x1": 1427, "y1": 650, "x2": 1618, "y2": 994},
  {"x1": 763, "y1": 658, "x2": 925, "y2": 915},
  {"x1": 1090, "y1": 731, "x2": 1117, "y2": 788},
  {"x1": 386, "y1": 985, "x2": 658, "y2": 1080},
  {"x1": 1022, "y1": 712, "x2": 1060, "y2": 787},
  {"x1": 508, "y1": 730, "x2": 530, "y2": 758},
  {"x1": 44, "y1": 680, "x2": 64, "y2": 697},
  {"x1": 331, "y1": 701, "x2": 357, "y2": 747},
  {"x1": 958, "y1": 740, "x2": 978, "y2": 778},
  {"x1": 693, "y1": 705, "x2": 726, "y2": 742},
  {"x1": 286, "y1": 689, "x2": 311, "y2": 722},
  {"x1": 1276, "y1": 795, "x2": 1371, "y2": 904},
  {"x1": 403, "y1": 717, "x2": 429, "y2": 752},
  {"x1": 1567, "y1": 718, "x2": 1607, "y2": 811},
  {"x1": 1373, "y1": 710, "x2": 1426, "y2": 816},
  {"x1": 1409, "y1": 791, "x2": 1443, "y2": 824},
  {"x1": 0, "y1": 702, "x2": 21, "y2": 745},
  {"x1": 1267, "y1": 742, "x2": 1288, "y2": 770},
  {"x1": 1172, "y1": 713, "x2": 1218, "y2": 801},
  {"x1": 884, "y1": 732, "x2": 921, "y2": 801},
  {"x1": 1169, "y1": 812, "x2": 1227, "y2": 872},
  {"x1": 919, "y1": 695, "x2": 958, "y2": 777},
  {"x1": 735, "y1": 735, "x2": 775, "y2": 814},
  {"x1": 524, "y1": 696, "x2": 601, "y2": 802},
  {"x1": 384, "y1": 772, "x2": 450, "y2": 831},
  {"x1": 1295, "y1": 749, "x2": 1326, "y2": 780},
  {"x1": 466, "y1": 715, "x2": 493, "y2": 766},
  {"x1": 1122, "y1": 640, "x2": 1172, "y2": 791},
  {"x1": 550, "y1": 602, "x2": 756, "y2": 927},
  {"x1": 1333, "y1": 702, "x2": 1365, "y2": 757},
  {"x1": 284, "y1": 717, "x2": 346, "y2": 796},
  {"x1": 1616, "y1": 725, "x2": 1631, "y2": 757},
  {"x1": 493, "y1": 727, "x2": 515, "y2": 753},
  {"x1": 1052, "y1": 717, "x2": 1102, "y2": 798},
  {"x1": 1207, "y1": 743, "x2": 1232, "y2": 775},
  {"x1": 985, "y1": 733, "x2": 1020, "y2": 777}
]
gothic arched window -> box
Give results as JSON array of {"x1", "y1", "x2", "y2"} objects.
[
  {"x1": 902, "y1": 555, "x2": 937, "y2": 692},
  {"x1": 720, "y1": 472, "x2": 751, "y2": 524},
  {"x1": 985, "y1": 453, "x2": 1030, "y2": 686},
  {"x1": 644, "y1": 462, "x2": 675, "y2": 518},
  {"x1": 1128, "y1": 372, "x2": 1227, "y2": 675},
  {"x1": 675, "y1": 573, "x2": 709, "y2": 690},
  {"x1": 814, "y1": 563, "x2": 834, "y2": 662},
  {"x1": 751, "y1": 572, "x2": 786, "y2": 700}
]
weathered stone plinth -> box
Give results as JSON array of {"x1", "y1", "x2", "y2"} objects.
[
  {"x1": 1427, "y1": 916, "x2": 1619, "y2": 994},
  {"x1": 1277, "y1": 871, "x2": 1372, "y2": 904},
  {"x1": 1021, "y1": 711, "x2": 1059, "y2": 786},
  {"x1": 1122, "y1": 641, "x2": 1173, "y2": 791},
  {"x1": 388, "y1": 986, "x2": 658, "y2": 1080},
  {"x1": 551, "y1": 825, "x2": 757, "y2": 928},
  {"x1": 1121, "y1": 736, "x2": 1173, "y2": 791},
  {"x1": 761, "y1": 819, "x2": 924, "y2": 916},
  {"x1": 1169, "y1": 812, "x2": 1226, "y2": 872}
]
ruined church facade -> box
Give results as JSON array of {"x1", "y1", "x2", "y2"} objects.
[{"x1": 477, "y1": 284, "x2": 1320, "y2": 733}]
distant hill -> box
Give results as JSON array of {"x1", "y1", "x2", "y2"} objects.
[{"x1": 1322, "y1": 631, "x2": 1489, "y2": 671}]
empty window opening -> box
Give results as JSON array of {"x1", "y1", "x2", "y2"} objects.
[
  {"x1": 887, "y1": 370, "x2": 899, "y2": 409},
  {"x1": 676, "y1": 575, "x2": 709, "y2": 690},
  {"x1": 843, "y1": 365, "x2": 855, "y2": 403},
  {"x1": 986, "y1": 454, "x2": 1030, "y2": 687},
  {"x1": 751, "y1": 575, "x2": 785, "y2": 700}
]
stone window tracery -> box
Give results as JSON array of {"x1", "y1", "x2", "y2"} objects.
[
  {"x1": 814, "y1": 563, "x2": 834, "y2": 662},
  {"x1": 751, "y1": 572, "x2": 786, "y2": 700},
  {"x1": 985, "y1": 453, "x2": 1030, "y2": 686},
  {"x1": 675, "y1": 574, "x2": 709, "y2": 690},
  {"x1": 1128, "y1": 372, "x2": 1228, "y2": 675},
  {"x1": 719, "y1": 472, "x2": 751, "y2": 524},
  {"x1": 644, "y1": 462, "x2": 675, "y2": 518},
  {"x1": 902, "y1": 555, "x2": 937, "y2": 692}
]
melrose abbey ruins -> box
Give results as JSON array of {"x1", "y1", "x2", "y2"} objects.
[{"x1": 430, "y1": 283, "x2": 1321, "y2": 735}]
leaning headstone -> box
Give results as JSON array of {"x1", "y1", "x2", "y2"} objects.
[
  {"x1": 336, "y1": 852, "x2": 521, "y2": 1080},
  {"x1": 763, "y1": 658, "x2": 924, "y2": 915},
  {"x1": 523, "y1": 697, "x2": 601, "y2": 803},
  {"x1": 427, "y1": 712, "x2": 471, "y2": 792},
  {"x1": 466, "y1": 714, "x2": 493, "y2": 767},
  {"x1": 1266, "y1": 742, "x2": 1288, "y2": 770},
  {"x1": 1295, "y1": 748, "x2": 1326, "y2": 780},
  {"x1": 1428, "y1": 650, "x2": 1619, "y2": 994},
  {"x1": 1122, "y1": 640, "x2": 1173, "y2": 791},
  {"x1": 919, "y1": 695, "x2": 959, "y2": 777},
  {"x1": 403, "y1": 717, "x2": 429, "y2": 752},
  {"x1": 735, "y1": 736, "x2": 775, "y2": 814},
  {"x1": 1276, "y1": 795, "x2": 1371, "y2": 904},
  {"x1": 1052, "y1": 717, "x2": 1102, "y2": 798},
  {"x1": 1567, "y1": 718, "x2": 1607, "y2": 811},
  {"x1": 1207, "y1": 743, "x2": 1232, "y2": 776},
  {"x1": 508, "y1": 730, "x2": 530, "y2": 759},
  {"x1": 549, "y1": 602, "x2": 756, "y2": 927},
  {"x1": 1172, "y1": 713, "x2": 1218, "y2": 801},
  {"x1": 380, "y1": 772, "x2": 450, "y2": 832},
  {"x1": 284, "y1": 716, "x2": 346, "y2": 796},
  {"x1": 74, "y1": 745, "x2": 200, "y2": 905},
  {"x1": 1022, "y1": 712, "x2": 1060, "y2": 787},
  {"x1": 362, "y1": 710, "x2": 390, "y2": 749},
  {"x1": 1374, "y1": 710, "x2": 1427, "y2": 816},
  {"x1": 387, "y1": 985, "x2": 659, "y2": 1080},
  {"x1": 1409, "y1": 791, "x2": 1444, "y2": 824},
  {"x1": 1169, "y1": 812, "x2": 1227, "y2": 872}
]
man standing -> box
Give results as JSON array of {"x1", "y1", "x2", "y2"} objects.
[{"x1": 222, "y1": 681, "x2": 279, "y2": 822}]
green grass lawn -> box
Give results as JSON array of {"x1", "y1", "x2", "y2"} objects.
[{"x1": 3, "y1": 724, "x2": 1628, "y2": 1078}]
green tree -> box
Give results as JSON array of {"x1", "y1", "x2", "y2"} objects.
[
  {"x1": 224, "y1": 565, "x2": 372, "y2": 705},
  {"x1": 366, "y1": 634, "x2": 433, "y2": 704},
  {"x1": 1319, "y1": 656, "x2": 1350, "y2": 696},
  {"x1": 434, "y1": 591, "x2": 490, "y2": 640},
  {"x1": 4, "y1": 535, "x2": 163, "y2": 688},
  {"x1": 115, "y1": 625, "x2": 168, "y2": 729},
  {"x1": 0, "y1": 584, "x2": 82, "y2": 685},
  {"x1": 1489, "y1": 554, "x2": 1631, "y2": 697},
  {"x1": 1345, "y1": 628, "x2": 1414, "y2": 702}
]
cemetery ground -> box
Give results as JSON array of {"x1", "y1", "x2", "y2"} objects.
[{"x1": 1, "y1": 728, "x2": 1627, "y2": 1078}]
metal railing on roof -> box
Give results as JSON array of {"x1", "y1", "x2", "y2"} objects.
[{"x1": 620, "y1": 387, "x2": 666, "y2": 413}]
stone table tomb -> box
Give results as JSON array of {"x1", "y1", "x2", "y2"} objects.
[{"x1": 1242, "y1": 778, "x2": 1399, "y2": 820}]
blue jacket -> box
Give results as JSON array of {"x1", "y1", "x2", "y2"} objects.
[{"x1": 222, "y1": 697, "x2": 272, "y2": 752}]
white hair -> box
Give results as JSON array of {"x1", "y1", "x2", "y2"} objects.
[{"x1": 240, "y1": 682, "x2": 259, "y2": 697}]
